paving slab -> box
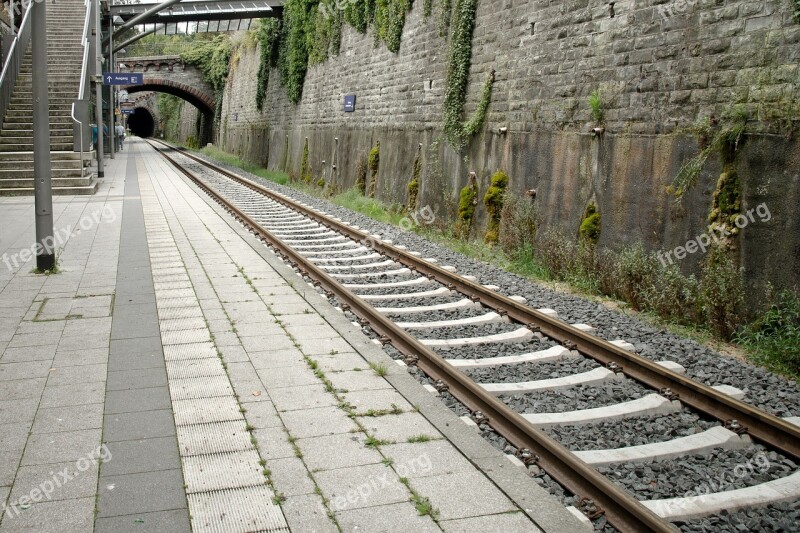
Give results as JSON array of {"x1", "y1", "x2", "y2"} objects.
[
  {"x1": 314, "y1": 463, "x2": 409, "y2": 512},
  {"x1": 335, "y1": 501, "x2": 440, "y2": 532},
  {"x1": 409, "y1": 470, "x2": 519, "y2": 521},
  {"x1": 94, "y1": 509, "x2": 191, "y2": 533},
  {"x1": 440, "y1": 512, "x2": 541, "y2": 532},
  {"x1": 0, "y1": 497, "x2": 95, "y2": 533},
  {"x1": 279, "y1": 493, "x2": 338, "y2": 533},
  {"x1": 295, "y1": 433, "x2": 383, "y2": 472},
  {"x1": 361, "y1": 411, "x2": 441, "y2": 443}
]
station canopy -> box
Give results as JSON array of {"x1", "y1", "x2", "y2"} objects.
[{"x1": 111, "y1": 0, "x2": 283, "y2": 34}]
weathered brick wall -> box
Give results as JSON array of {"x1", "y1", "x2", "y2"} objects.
[
  {"x1": 198, "y1": 0, "x2": 800, "y2": 297},
  {"x1": 223, "y1": 0, "x2": 798, "y2": 136}
]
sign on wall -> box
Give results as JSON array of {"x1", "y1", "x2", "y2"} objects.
[{"x1": 343, "y1": 95, "x2": 356, "y2": 113}]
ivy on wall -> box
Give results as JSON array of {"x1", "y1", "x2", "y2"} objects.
[
  {"x1": 256, "y1": 0, "x2": 413, "y2": 104},
  {"x1": 373, "y1": 0, "x2": 413, "y2": 52},
  {"x1": 181, "y1": 35, "x2": 232, "y2": 124},
  {"x1": 442, "y1": 0, "x2": 493, "y2": 150},
  {"x1": 254, "y1": 19, "x2": 282, "y2": 110},
  {"x1": 344, "y1": 0, "x2": 376, "y2": 33},
  {"x1": 277, "y1": 0, "x2": 315, "y2": 104}
]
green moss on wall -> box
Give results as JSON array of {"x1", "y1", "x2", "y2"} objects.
[
  {"x1": 456, "y1": 173, "x2": 478, "y2": 239},
  {"x1": 483, "y1": 170, "x2": 508, "y2": 243},
  {"x1": 407, "y1": 148, "x2": 421, "y2": 210},
  {"x1": 579, "y1": 203, "x2": 601, "y2": 244},
  {"x1": 367, "y1": 141, "x2": 380, "y2": 197},
  {"x1": 355, "y1": 154, "x2": 368, "y2": 195},
  {"x1": 300, "y1": 138, "x2": 312, "y2": 182}
]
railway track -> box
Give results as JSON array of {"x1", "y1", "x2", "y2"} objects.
[{"x1": 148, "y1": 139, "x2": 800, "y2": 532}]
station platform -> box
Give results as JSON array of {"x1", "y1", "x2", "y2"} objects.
[{"x1": 0, "y1": 138, "x2": 587, "y2": 533}]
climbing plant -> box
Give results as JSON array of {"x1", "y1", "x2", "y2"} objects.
[
  {"x1": 667, "y1": 105, "x2": 748, "y2": 203},
  {"x1": 181, "y1": 35, "x2": 232, "y2": 125},
  {"x1": 181, "y1": 35, "x2": 232, "y2": 95},
  {"x1": 438, "y1": 0, "x2": 452, "y2": 36},
  {"x1": 373, "y1": 0, "x2": 413, "y2": 52},
  {"x1": 309, "y1": 0, "x2": 344, "y2": 65},
  {"x1": 254, "y1": 18, "x2": 282, "y2": 111},
  {"x1": 441, "y1": 0, "x2": 494, "y2": 150},
  {"x1": 344, "y1": 0, "x2": 375, "y2": 33}
]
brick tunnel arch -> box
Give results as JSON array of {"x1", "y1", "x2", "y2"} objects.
[{"x1": 123, "y1": 78, "x2": 215, "y2": 115}]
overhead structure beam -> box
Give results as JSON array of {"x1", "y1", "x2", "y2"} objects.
[
  {"x1": 111, "y1": 0, "x2": 183, "y2": 40},
  {"x1": 113, "y1": 23, "x2": 164, "y2": 53},
  {"x1": 111, "y1": 0, "x2": 281, "y2": 26}
]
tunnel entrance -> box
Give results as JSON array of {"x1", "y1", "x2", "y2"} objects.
[{"x1": 128, "y1": 107, "x2": 155, "y2": 138}]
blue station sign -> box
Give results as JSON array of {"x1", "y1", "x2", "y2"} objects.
[
  {"x1": 343, "y1": 94, "x2": 356, "y2": 112},
  {"x1": 103, "y1": 72, "x2": 144, "y2": 85},
  {"x1": 121, "y1": 109, "x2": 135, "y2": 115}
]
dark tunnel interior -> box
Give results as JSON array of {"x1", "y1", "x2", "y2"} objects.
[{"x1": 127, "y1": 108, "x2": 155, "y2": 138}]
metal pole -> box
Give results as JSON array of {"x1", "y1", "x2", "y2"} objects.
[
  {"x1": 107, "y1": 12, "x2": 114, "y2": 159},
  {"x1": 32, "y1": 0, "x2": 54, "y2": 270},
  {"x1": 94, "y1": 0, "x2": 104, "y2": 176}
]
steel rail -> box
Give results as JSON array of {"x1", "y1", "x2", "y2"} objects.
[
  {"x1": 152, "y1": 141, "x2": 800, "y2": 464},
  {"x1": 148, "y1": 139, "x2": 673, "y2": 533}
]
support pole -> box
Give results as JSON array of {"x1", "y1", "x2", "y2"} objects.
[
  {"x1": 107, "y1": 12, "x2": 115, "y2": 159},
  {"x1": 32, "y1": 0, "x2": 54, "y2": 270},
  {"x1": 94, "y1": 0, "x2": 104, "y2": 176}
]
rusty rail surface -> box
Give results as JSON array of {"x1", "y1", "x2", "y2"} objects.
[{"x1": 150, "y1": 139, "x2": 799, "y2": 530}]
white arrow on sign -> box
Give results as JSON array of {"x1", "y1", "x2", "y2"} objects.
[{"x1": 107, "y1": 75, "x2": 112, "y2": 83}]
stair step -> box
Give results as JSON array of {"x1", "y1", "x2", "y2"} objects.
[
  {"x1": 0, "y1": 179, "x2": 99, "y2": 197},
  {"x1": 0, "y1": 160, "x2": 84, "y2": 170},
  {"x1": 0, "y1": 144, "x2": 74, "y2": 152},
  {"x1": 0, "y1": 129, "x2": 74, "y2": 137},
  {"x1": 0, "y1": 151, "x2": 95, "y2": 162},
  {"x1": 0, "y1": 169, "x2": 90, "y2": 181}
]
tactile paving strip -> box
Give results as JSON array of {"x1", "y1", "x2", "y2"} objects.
[
  {"x1": 169, "y1": 376, "x2": 234, "y2": 400},
  {"x1": 176, "y1": 420, "x2": 254, "y2": 456},
  {"x1": 163, "y1": 342, "x2": 219, "y2": 361},
  {"x1": 142, "y1": 161, "x2": 288, "y2": 533},
  {"x1": 166, "y1": 359, "x2": 226, "y2": 380},
  {"x1": 188, "y1": 486, "x2": 289, "y2": 533},
  {"x1": 172, "y1": 396, "x2": 243, "y2": 426},
  {"x1": 161, "y1": 327, "x2": 212, "y2": 345},
  {"x1": 182, "y1": 450, "x2": 265, "y2": 493}
]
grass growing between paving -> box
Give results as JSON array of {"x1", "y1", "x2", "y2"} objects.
[{"x1": 190, "y1": 144, "x2": 800, "y2": 380}]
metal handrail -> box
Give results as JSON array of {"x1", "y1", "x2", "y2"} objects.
[
  {"x1": 71, "y1": 0, "x2": 93, "y2": 177},
  {"x1": 0, "y1": 0, "x2": 34, "y2": 122}
]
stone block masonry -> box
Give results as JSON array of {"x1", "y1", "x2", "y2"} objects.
[{"x1": 186, "y1": 0, "x2": 800, "y2": 298}]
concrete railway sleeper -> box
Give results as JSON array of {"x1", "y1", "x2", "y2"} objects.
[{"x1": 147, "y1": 139, "x2": 800, "y2": 532}]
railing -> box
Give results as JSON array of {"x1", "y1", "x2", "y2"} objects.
[
  {"x1": 72, "y1": 0, "x2": 93, "y2": 176},
  {"x1": 0, "y1": 0, "x2": 33, "y2": 123}
]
